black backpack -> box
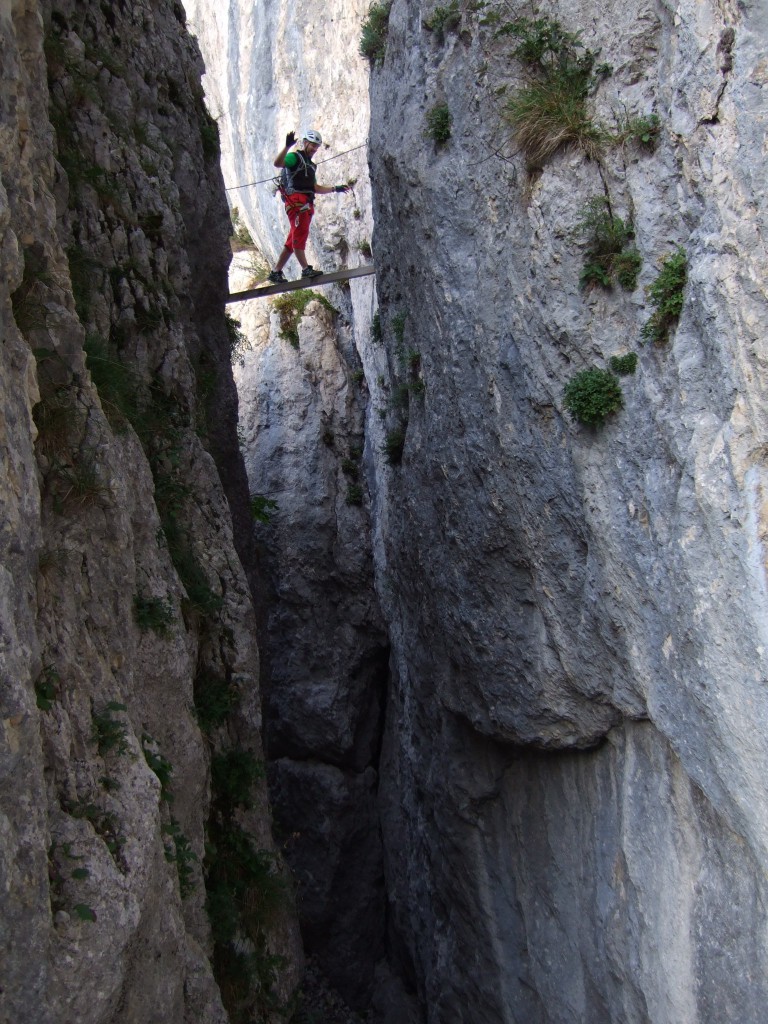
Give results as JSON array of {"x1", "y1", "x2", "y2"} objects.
[{"x1": 278, "y1": 151, "x2": 315, "y2": 199}]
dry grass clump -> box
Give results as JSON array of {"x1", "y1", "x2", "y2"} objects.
[{"x1": 505, "y1": 79, "x2": 605, "y2": 165}]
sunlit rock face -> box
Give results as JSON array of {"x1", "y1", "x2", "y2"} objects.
[
  {"x1": 185, "y1": 0, "x2": 374, "y2": 273},
  {"x1": 190, "y1": 0, "x2": 768, "y2": 1021},
  {"x1": 368, "y1": 1, "x2": 768, "y2": 1020}
]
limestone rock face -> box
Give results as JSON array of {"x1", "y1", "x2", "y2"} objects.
[
  {"x1": 185, "y1": 0, "x2": 374, "y2": 277},
  {"x1": 187, "y1": 0, "x2": 390, "y2": 1008},
  {"x1": 368, "y1": 1, "x2": 768, "y2": 1020},
  {"x1": 176, "y1": 0, "x2": 768, "y2": 1021},
  {"x1": 0, "y1": 1, "x2": 300, "y2": 1021},
  {"x1": 232, "y1": 285, "x2": 388, "y2": 1005}
]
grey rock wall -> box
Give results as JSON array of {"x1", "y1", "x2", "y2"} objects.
[
  {"x1": 369, "y1": 0, "x2": 768, "y2": 1020},
  {"x1": 176, "y1": 0, "x2": 768, "y2": 1021},
  {"x1": 187, "y1": 0, "x2": 391, "y2": 1009},
  {"x1": 0, "y1": 0, "x2": 300, "y2": 1020},
  {"x1": 233, "y1": 290, "x2": 388, "y2": 1007}
]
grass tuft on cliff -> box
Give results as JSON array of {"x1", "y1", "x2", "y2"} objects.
[
  {"x1": 498, "y1": 16, "x2": 611, "y2": 166},
  {"x1": 576, "y1": 196, "x2": 642, "y2": 291},
  {"x1": 360, "y1": 2, "x2": 392, "y2": 65},
  {"x1": 271, "y1": 289, "x2": 335, "y2": 348}
]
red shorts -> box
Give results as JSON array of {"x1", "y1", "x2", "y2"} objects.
[{"x1": 283, "y1": 193, "x2": 314, "y2": 251}]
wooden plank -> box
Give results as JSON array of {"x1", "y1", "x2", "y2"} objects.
[{"x1": 226, "y1": 264, "x2": 375, "y2": 303}]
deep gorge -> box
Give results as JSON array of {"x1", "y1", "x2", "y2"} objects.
[{"x1": 1, "y1": 1, "x2": 767, "y2": 1022}]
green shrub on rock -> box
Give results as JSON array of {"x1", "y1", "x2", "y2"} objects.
[
  {"x1": 563, "y1": 368, "x2": 623, "y2": 426},
  {"x1": 425, "y1": 2, "x2": 461, "y2": 38},
  {"x1": 499, "y1": 17, "x2": 611, "y2": 166},
  {"x1": 425, "y1": 103, "x2": 453, "y2": 144},
  {"x1": 360, "y1": 2, "x2": 392, "y2": 65},
  {"x1": 609, "y1": 352, "x2": 638, "y2": 376},
  {"x1": 576, "y1": 197, "x2": 641, "y2": 291},
  {"x1": 641, "y1": 248, "x2": 688, "y2": 344}
]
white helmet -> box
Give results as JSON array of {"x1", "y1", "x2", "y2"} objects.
[{"x1": 303, "y1": 128, "x2": 323, "y2": 146}]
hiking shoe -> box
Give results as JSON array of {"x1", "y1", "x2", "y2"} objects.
[
  {"x1": 301, "y1": 265, "x2": 322, "y2": 279},
  {"x1": 268, "y1": 270, "x2": 286, "y2": 283}
]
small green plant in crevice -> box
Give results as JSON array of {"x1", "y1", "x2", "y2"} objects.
[
  {"x1": 610, "y1": 352, "x2": 638, "y2": 375},
  {"x1": 172, "y1": 543, "x2": 222, "y2": 617},
  {"x1": 142, "y1": 734, "x2": 174, "y2": 801},
  {"x1": 211, "y1": 750, "x2": 265, "y2": 812},
  {"x1": 194, "y1": 670, "x2": 239, "y2": 734},
  {"x1": 371, "y1": 310, "x2": 382, "y2": 343},
  {"x1": 563, "y1": 367, "x2": 623, "y2": 426},
  {"x1": 205, "y1": 820, "x2": 289, "y2": 1023},
  {"x1": 613, "y1": 249, "x2": 643, "y2": 291},
  {"x1": 346, "y1": 483, "x2": 364, "y2": 506},
  {"x1": 133, "y1": 593, "x2": 174, "y2": 635},
  {"x1": 576, "y1": 196, "x2": 641, "y2": 291},
  {"x1": 424, "y1": 1, "x2": 461, "y2": 39},
  {"x1": 616, "y1": 112, "x2": 661, "y2": 150},
  {"x1": 425, "y1": 103, "x2": 453, "y2": 145},
  {"x1": 92, "y1": 701, "x2": 131, "y2": 757},
  {"x1": 55, "y1": 456, "x2": 108, "y2": 511},
  {"x1": 405, "y1": 349, "x2": 421, "y2": 373},
  {"x1": 198, "y1": 103, "x2": 221, "y2": 159},
  {"x1": 392, "y1": 382, "x2": 411, "y2": 410},
  {"x1": 35, "y1": 666, "x2": 60, "y2": 711},
  {"x1": 163, "y1": 818, "x2": 197, "y2": 897},
  {"x1": 410, "y1": 375, "x2": 426, "y2": 397},
  {"x1": 271, "y1": 289, "x2": 315, "y2": 348},
  {"x1": 350, "y1": 368, "x2": 366, "y2": 385},
  {"x1": 641, "y1": 247, "x2": 688, "y2": 345},
  {"x1": 392, "y1": 310, "x2": 407, "y2": 347},
  {"x1": 230, "y1": 206, "x2": 255, "y2": 248},
  {"x1": 250, "y1": 494, "x2": 278, "y2": 524},
  {"x1": 399, "y1": 347, "x2": 425, "y2": 396},
  {"x1": 383, "y1": 426, "x2": 407, "y2": 465},
  {"x1": 73, "y1": 903, "x2": 97, "y2": 922},
  {"x1": 59, "y1": 148, "x2": 122, "y2": 206},
  {"x1": 341, "y1": 456, "x2": 359, "y2": 480},
  {"x1": 360, "y1": 2, "x2": 392, "y2": 65},
  {"x1": 226, "y1": 312, "x2": 249, "y2": 366},
  {"x1": 83, "y1": 41, "x2": 126, "y2": 79},
  {"x1": 357, "y1": 240, "x2": 373, "y2": 259},
  {"x1": 245, "y1": 248, "x2": 271, "y2": 289},
  {"x1": 498, "y1": 16, "x2": 611, "y2": 167},
  {"x1": 66, "y1": 799, "x2": 124, "y2": 861}
]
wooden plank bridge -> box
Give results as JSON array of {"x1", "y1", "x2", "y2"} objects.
[{"x1": 226, "y1": 264, "x2": 375, "y2": 304}]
